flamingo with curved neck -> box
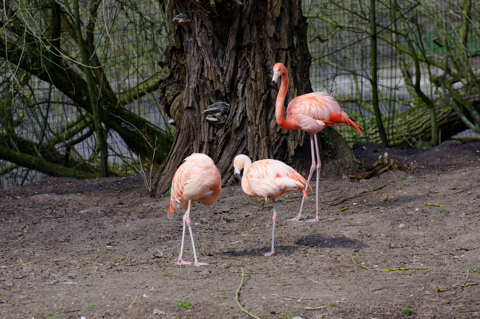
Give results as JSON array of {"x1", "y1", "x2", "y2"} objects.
[
  {"x1": 272, "y1": 62, "x2": 362, "y2": 222},
  {"x1": 233, "y1": 154, "x2": 311, "y2": 256}
]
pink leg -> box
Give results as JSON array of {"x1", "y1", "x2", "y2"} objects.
[
  {"x1": 177, "y1": 201, "x2": 208, "y2": 266},
  {"x1": 264, "y1": 201, "x2": 277, "y2": 257},
  {"x1": 177, "y1": 205, "x2": 192, "y2": 265},
  {"x1": 187, "y1": 217, "x2": 208, "y2": 266},
  {"x1": 306, "y1": 134, "x2": 322, "y2": 222},
  {"x1": 288, "y1": 134, "x2": 316, "y2": 221}
]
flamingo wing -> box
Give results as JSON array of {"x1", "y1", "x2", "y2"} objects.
[
  {"x1": 246, "y1": 159, "x2": 309, "y2": 199},
  {"x1": 168, "y1": 154, "x2": 221, "y2": 217},
  {"x1": 287, "y1": 92, "x2": 362, "y2": 134}
]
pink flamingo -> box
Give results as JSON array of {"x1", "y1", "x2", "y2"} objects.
[
  {"x1": 233, "y1": 154, "x2": 311, "y2": 256},
  {"x1": 272, "y1": 62, "x2": 363, "y2": 222},
  {"x1": 168, "y1": 153, "x2": 222, "y2": 266}
]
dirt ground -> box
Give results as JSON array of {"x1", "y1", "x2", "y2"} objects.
[{"x1": 1, "y1": 140, "x2": 480, "y2": 319}]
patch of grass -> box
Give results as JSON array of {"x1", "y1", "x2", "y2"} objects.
[
  {"x1": 400, "y1": 176, "x2": 405, "y2": 180},
  {"x1": 46, "y1": 315, "x2": 55, "y2": 317},
  {"x1": 68, "y1": 316, "x2": 74, "y2": 318},
  {"x1": 221, "y1": 295, "x2": 227, "y2": 299},
  {"x1": 90, "y1": 304, "x2": 96, "y2": 308},
  {"x1": 402, "y1": 307, "x2": 412, "y2": 314},
  {"x1": 329, "y1": 302, "x2": 336, "y2": 306},
  {"x1": 442, "y1": 209, "x2": 448, "y2": 213},
  {"x1": 469, "y1": 268, "x2": 480, "y2": 274},
  {"x1": 177, "y1": 301, "x2": 193, "y2": 308},
  {"x1": 279, "y1": 313, "x2": 294, "y2": 319}
]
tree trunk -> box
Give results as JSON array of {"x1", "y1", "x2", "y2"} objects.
[{"x1": 151, "y1": 0, "x2": 364, "y2": 196}]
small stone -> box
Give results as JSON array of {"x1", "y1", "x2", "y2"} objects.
[{"x1": 153, "y1": 308, "x2": 166, "y2": 315}]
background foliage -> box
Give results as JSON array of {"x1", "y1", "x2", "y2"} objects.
[{"x1": 1, "y1": 0, "x2": 479, "y2": 188}]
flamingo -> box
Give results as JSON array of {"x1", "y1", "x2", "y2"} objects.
[
  {"x1": 271, "y1": 62, "x2": 362, "y2": 222},
  {"x1": 168, "y1": 153, "x2": 222, "y2": 266},
  {"x1": 233, "y1": 154, "x2": 311, "y2": 256}
]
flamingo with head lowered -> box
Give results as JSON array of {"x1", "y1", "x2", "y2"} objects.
[
  {"x1": 233, "y1": 154, "x2": 311, "y2": 257},
  {"x1": 272, "y1": 62, "x2": 362, "y2": 222},
  {"x1": 168, "y1": 153, "x2": 222, "y2": 266}
]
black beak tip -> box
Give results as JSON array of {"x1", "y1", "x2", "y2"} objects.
[
  {"x1": 234, "y1": 173, "x2": 242, "y2": 181},
  {"x1": 269, "y1": 80, "x2": 277, "y2": 89}
]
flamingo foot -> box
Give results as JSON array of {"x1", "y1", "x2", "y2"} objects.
[
  {"x1": 177, "y1": 257, "x2": 192, "y2": 265},
  {"x1": 287, "y1": 212, "x2": 303, "y2": 222},
  {"x1": 194, "y1": 261, "x2": 208, "y2": 266},
  {"x1": 263, "y1": 251, "x2": 275, "y2": 257},
  {"x1": 306, "y1": 215, "x2": 320, "y2": 223}
]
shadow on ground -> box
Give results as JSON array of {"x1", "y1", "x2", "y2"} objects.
[
  {"x1": 295, "y1": 234, "x2": 367, "y2": 249},
  {"x1": 221, "y1": 245, "x2": 298, "y2": 257}
]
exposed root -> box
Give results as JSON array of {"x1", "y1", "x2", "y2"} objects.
[
  {"x1": 437, "y1": 270, "x2": 479, "y2": 292},
  {"x1": 349, "y1": 254, "x2": 427, "y2": 272},
  {"x1": 235, "y1": 268, "x2": 260, "y2": 319},
  {"x1": 437, "y1": 282, "x2": 479, "y2": 292}
]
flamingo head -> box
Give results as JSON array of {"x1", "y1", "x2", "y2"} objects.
[
  {"x1": 233, "y1": 154, "x2": 252, "y2": 181},
  {"x1": 272, "y1": 63, "x2": 286, "y2": 86}
]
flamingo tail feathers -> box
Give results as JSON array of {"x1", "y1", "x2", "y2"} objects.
[
  {"x1": 167, "y1": 201, "x2": 175, "y2": 218},
  {"x1": 302, "y1": 187, "x2": 308, "y2": 199},
  {"x1": 349, "y1": 118, "x2": 363, "y2": 135},
  {"x1": 306, "y1": 181, "x2": 313, "y2": 193}
]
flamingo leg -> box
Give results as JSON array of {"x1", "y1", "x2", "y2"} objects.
[
  {"x1": 184, "y1": 201, "x2": 208, "y2": 266},
  {"x1": 177, "y1": 201, "x2": 192, "y2": 265},
  {"x1": 288, "y1": 134, "x2": 316, "y2": 222},
  {"x1": 306, "y1": 133, "x2": 322, "y2": 222},
  {"x1": 264, "y1": 200, "x2": 277, "y2": 257}
]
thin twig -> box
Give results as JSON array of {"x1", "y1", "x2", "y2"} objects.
[
  {"x1": 349, "y1": 254, "x2": 427, "y2": 272},
  {"x1": 129, "y1": 293, "x2": 138, "y2": 308},
  {"x1": 323, "y1": 180, "x2": 394, "y2": 206},
  {"x1": 0, "y1": 189, "x2": 19, "y2": 200},
  {"x1": 235, "y1": 268, "x2": 260, "y2": 319}
]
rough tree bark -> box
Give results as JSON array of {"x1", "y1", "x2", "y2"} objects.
[{"x1": 151, "y1": 0, "x2": 364, "y2": 196}]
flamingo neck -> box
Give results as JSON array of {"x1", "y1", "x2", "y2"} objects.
[
  {"x1": 242, "y1": 159, "x2": 252, "y2": 177},
  {"x1": 241, "y1": 159, "x2": 254, "y2": 195},
  {"x1": 275, "y1": 71, "x2": 288, "y2": 128},
  {"x1": 275, "y1": 70, "x2": 298, "y2": 130}
]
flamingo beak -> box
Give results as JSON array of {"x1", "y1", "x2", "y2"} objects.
[
  {"x1": 271, "y1": 70, "x2": 280, "y2": 88},
  {"x1": 234, "y1": 173, "x2": 242, "y2": 181}
]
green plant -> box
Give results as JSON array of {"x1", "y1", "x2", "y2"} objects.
[
  {"x1": 90, "y1": 304, "x2": 96, "y2": 308},
  {"x1": 279, "y1": 313, "x2": 294, "y2": 319},
  {"x1": 329, "y1": 302, "x2": 336, "y2": 306},
  {"x1": 402, "y1": 307, "x2": 412, "y2": 314},
  {"x1": 221, "y1": 296, "x2": 227, "y2": 299},
  {"x1": 177, "y1": 301, "x2": 193, "y2": 308},
  {"x1": 469, "y1": 268, "x2": 480, "y2": 274},
  {"x1": 46, "y1": 315, "x2": 55, "y2": 317}
]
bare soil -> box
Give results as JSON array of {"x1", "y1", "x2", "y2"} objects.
[{"x1": 1, "y1": 140, "x2": 480, "y2": 319}]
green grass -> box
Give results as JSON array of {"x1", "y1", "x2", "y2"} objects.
[
  {"x1": 177, "y1": 301, "x2": 193, "y2": 308},
  {"x1": 469, "y1": 268, "x2": 480, "y2": 274},
  {"x1": 279, "y1": 313, "x2": 294, "y2": 319},
  {"x1": 402, "y1": 307, "x2": 412, "y2": 314},
  {"x1": 329, "y1": 302, "x2": 336, "y2": 306}
]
